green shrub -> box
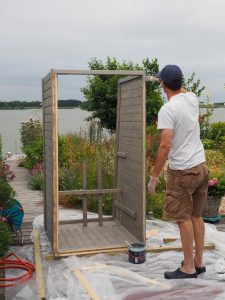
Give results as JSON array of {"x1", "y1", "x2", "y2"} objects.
[
  {"x1": 146, "y1": 192, "x2": 165, "y2": 219},
  {"x1": 205, "y1": 149, "x2": 225, "y2": 166},
  {"x1": 20, "y1": 118, "x2": 43, "y2": 149},
  {"x1": 0, "y1": 179, "x2": 16, "y2": 208},
  {"x1": 201, "y1": 139, "x2": 215, "y2": 150},
  {"x1": 30, "y1": 172, "x2": 44, "y2": 190},
  {"x1": 210, "y1": 122, "x2": 225, "y2": 143},
  {"x1": 21, "y1": 139, "x2": 43, "y2": 169},
  {"x1": 0, "y1": 133, "x2": 2, "y2": 159},
  {"x1": 0, "y1": 221, "x2": 12, "y2": 258},
  {"x1": 220, "y1": 136, "x2": 225, "y2": 158}
]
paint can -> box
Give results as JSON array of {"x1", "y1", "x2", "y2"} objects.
[{"x1": 128, "y1": 243, "x2": 146, "y2": 264}]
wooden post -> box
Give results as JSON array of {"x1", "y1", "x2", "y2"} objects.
[
  {"x1": 83, "y1": 161, "x2": 87, "y2": 227},
  {"x1": 97, "y1": 161, "x2": 103, "y2": 226}
]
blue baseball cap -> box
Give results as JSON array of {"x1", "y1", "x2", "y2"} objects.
[{"x1": 156, "y1": 65, "x2": 183, "y2": 85}]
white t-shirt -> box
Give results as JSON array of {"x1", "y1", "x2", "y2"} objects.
[{"x1": 157, "y1": 92, "x2": 205, "y2": 170}]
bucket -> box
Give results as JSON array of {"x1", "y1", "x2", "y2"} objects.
[{"x1": 128, "y1": 243, "x2": 146, "y2": 264}]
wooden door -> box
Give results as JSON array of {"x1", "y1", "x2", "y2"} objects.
[{"x1": 114, "y1": 76, "x2": 146, "y2": 243}]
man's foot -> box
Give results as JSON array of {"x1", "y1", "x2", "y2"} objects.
[
  {"x1": 164, "y1": 268, "x2": 197, "y2": 279},
  {"x1": 181, "y1": 261, "x2": 206, "y2": 275}
]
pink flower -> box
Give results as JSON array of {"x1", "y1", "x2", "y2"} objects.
[
  {"x1": 0, "y1": 216, "x2": 7, "y2": 222},
  {"x1": 208, "y1": 178, "x2": 219, "y2": 187}
]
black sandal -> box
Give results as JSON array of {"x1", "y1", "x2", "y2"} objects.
[
  {"x1": 164, "y1": 268, "x2": 197, "y2": 279},
  {"x1": 181, "y1": 261, "x2": 206, "y2": 275}
]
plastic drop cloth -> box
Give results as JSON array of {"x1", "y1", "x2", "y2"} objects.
[{"x1": 8, "y1": 210, "x2": 225, "y2": 300}]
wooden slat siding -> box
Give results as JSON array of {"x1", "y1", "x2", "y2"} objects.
[
  {"x1": 97, "y1": 161, "x2": 103, "y2": 226},
  {"x1": 43, "y1": 98, "x2": 52, "y2": 108},
  {"x1": 42, "y1": 78, "x2": 47, "y2": 232},
  {"x1": 44, "y1": 130, "x2": 53, "y2": 140},
  {"x1": 119, "y1": 88, "x2": 143, "y2": 99},
  {"x1": 42, "y1": 71, "x2": 55, "y2": 250},
  {"x1": 44, "y1": 114, "x2": 52, "y2": 123},
  {"x1": 52, "y1": 71, "x2": 59, "y2": 254},
  {"x1": 44, "y1": 122, "x2": 53, "y2": 131},
  {"x1": 43, "y1": 88, "x2": 52, "y2": 100},
  {"x1": 44, "y1": 106, "x2": 53, "y2": 115},
  {"x1": 119, "y1": 96, "x2": 142, "y2": 107},
  {"x1": 82, "y1": 161, "x2": 87, "y2": 227},
  {"x1": 120, "y1": 121, "x2": 142, "y2": 131},
  {"x1": 43, "y1": 72, "x2": 51, "y2": 84},
  {"x1": 43, "y1": 77, "x2": 52, "y2": 246},
  {"x1": 115, "y1": 76, "x2": 146, "y2": 243},
  {"x1": 43, "y1": 79, "x2": 52, "y2": 92},
  {"x1": 120, "y1": 105, "x2": 142, "y2": 115},
  {"x1": 44, "y1": 115, "x2": 53, "y2": 123},
  {"x1": 119, "y1": 113, "x2": 142, "y2": 123}
]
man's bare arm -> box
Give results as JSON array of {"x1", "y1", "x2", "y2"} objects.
[{"x1": 151, "y1": 129, "x2": 174, "y2": 178}]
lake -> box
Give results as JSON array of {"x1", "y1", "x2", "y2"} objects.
[{"x1": 0, "y1": 107, "x2": 224, "y2": 156}]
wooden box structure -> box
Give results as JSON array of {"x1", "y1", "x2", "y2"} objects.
[{"x1": 42, "y1": 69, "x2": 147, "y2": 257}]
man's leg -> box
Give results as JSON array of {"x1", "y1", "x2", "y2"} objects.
[
  {"x1": 178, "y1": 220, "x2": 196, "y2": 274},
  {"x1": 191, "y1": 216, "x2": 205, "y2": 267}
]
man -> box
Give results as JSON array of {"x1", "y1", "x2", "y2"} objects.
[{"x1": 148, "y1": 65, "x2": 208, "y2": 279}]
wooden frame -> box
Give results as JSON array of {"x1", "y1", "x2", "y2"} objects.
[{"x1": 42, "y1": 69, "x2": 146, "y2": 256}]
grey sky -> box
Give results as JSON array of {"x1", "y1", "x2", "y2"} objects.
[{"x1": 1, "y1": 0, "x2": 225, "y2": 102}]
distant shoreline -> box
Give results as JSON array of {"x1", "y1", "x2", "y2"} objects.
[
  {"x1": 0, "y1": 99, "x2": 82, "y2": 110},
  {"x1": 0, "y1": 107, "x2": 81, "y2": 110}
]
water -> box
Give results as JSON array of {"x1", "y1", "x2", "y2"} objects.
[
  {"x1": 0, "y1": 107, "x2": 224, "y2": 156},
  {"x1": 0, "y1": 108, "x2": 90, "y2": 156}
]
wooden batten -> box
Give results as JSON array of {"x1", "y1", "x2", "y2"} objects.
[
  {"x1": 47, "y1": 243, "x2": 215, "y2": 258},
  {"x1": 59, "y1": 188, "x2": 122, "y2": 196},
  {"x1": 82, "y1": 161, "x2": 87, "y2": 227},
  {"x1": 97, "y1": 161, "x2": 103, "y2": 226}
]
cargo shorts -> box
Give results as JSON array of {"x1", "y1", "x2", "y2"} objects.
[{"x1": 163, "y1": 163, "x2": 209, "y2": 223}]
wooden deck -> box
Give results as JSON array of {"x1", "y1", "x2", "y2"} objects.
[
  {"x1": 6, "y1": 159, "x2": 44, "y2": 223},
  {"x1": 59, "y1": 220, "x2": 140, "y2": 252}
]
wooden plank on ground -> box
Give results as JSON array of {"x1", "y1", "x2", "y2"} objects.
[
  {"x1": 33, "y1": 230, "x2": 46, "y2": 300},
  {"x1": 46, "y1": 243, "x2": 215, "y2": 258},
  {"x1": 79, "y1": 264, "x2": 170, "y2": 289},
  {"x1": 72, "y1": 269, "x2": 101, "y2": 300}
]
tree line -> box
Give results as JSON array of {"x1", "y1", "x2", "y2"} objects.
[{"x1": 0, "y1": 99, "x2": 82, "y2": 109}]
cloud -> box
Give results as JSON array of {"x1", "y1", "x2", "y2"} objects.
[{"x1": 0, "y1": 0, "x2": 225, "y2": 101}]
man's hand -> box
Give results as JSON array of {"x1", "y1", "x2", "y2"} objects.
[{"x1": 147, "y1": 176, "x2": 159, "y2": 196}]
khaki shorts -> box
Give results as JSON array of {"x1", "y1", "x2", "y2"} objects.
[{"x1": 163, "y1": 163, "x2": 209, "y2": 223}]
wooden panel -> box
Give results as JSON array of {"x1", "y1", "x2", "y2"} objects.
[
  {"x1": 120, "y1": 105, "x2": 142, "y2": 114},
  {"x1": 43, "y1": 88, "x2": 52, "y2": 100},
  {"x1": 43, "y1": 79, "x2": 52, "y2": 92},
  {"x1": 115, "y1": 76, "x2": 146, "y2": 243},
  {"x1": 44, "y1": 105, "x2": 52, "y2": 115},
  {"x1": 43, "y1": 98, "x2": 52, "y2": 108},
  {"x1": 43, "y1": 72, "x2": 51, "y2": 84},
  {"x1": 42, "y1": 71, "x2": 54, "y2": 249},
  {"x1": 44, "y1": 122, "x2": 53, "y2": 131},
  {"x1": 120, "y1": 121, "x2": 143, "y2": 131},
  {"x1": 45, "y1": 114, "x2": 52, "y2": 123}
]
